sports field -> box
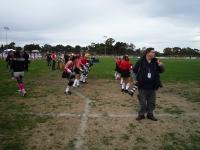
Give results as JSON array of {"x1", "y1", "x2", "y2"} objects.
[{"x1": 0, "y1": 57, "x2": 200, "y2": 150}]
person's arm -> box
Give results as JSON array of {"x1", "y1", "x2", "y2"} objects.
[
  {"x1": 133, "y1": 60, "x2": 141, "y2": 74},
  {"x1": 64, "y1": 61, "x2": 72, "y2": 73},
  {"x1": 157, "y1": 60, "x2": 165, "y2": 73},
  {"x1": 132, "y1": 60, "x2": 142, "y2": 82}
]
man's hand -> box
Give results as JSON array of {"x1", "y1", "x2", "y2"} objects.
[{"x1": 157, "y1": 59, "x2": 163, "y2": 66}]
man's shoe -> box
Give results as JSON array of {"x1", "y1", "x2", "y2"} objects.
[
  {"x1": 147, "y1": 114, "x2": 158, "y2": 121},
  {"x1": 124, "y1": 90, "x2": 128, "y2": 93},
  {"x1": 136, "y1": 115, "x2": 145, "y2": 121},
  {"x1": 64, "y1": 91, "x2": 72, "y2": 95}
]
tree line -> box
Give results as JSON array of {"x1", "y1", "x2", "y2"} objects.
[{"x1": 1, "y1": 38, "x2": 200, "y2": 57}]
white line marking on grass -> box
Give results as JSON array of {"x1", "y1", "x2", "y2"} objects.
[
  {"x1": 26, "y1": 112, "x2": 81, "y2": 117},
  {"x1": 4, "y1": 112, "x2": 200, "y2": 118},
  {"x1": 156, "y1": 112, "x2": 200, "y2": 117},
  {"x1": 73, "y1": 91, "x2": 91, "y2": 150},
  {"x1": 88, "y1": 113, "x2": 200, "y2": 118}
]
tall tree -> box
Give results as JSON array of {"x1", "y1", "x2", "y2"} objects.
[
  {"x1": 41, "y1": 44, "x2": 52, "y2": 52},
  {"x1": 114, "y1": 42, "x2": 127, "y2": 55},
  {"x1": 172, "y1": 47, "x2": 181, "y2": 56},
  {"x1": 7, "y1": 42, "x2": 16, "y2": 49},
  {"x1": 65, "y1": 45, "x2": 74, "y2": 53},
  {"x1": 75, "y1": 45, "x2": 81, "y2": 53},
  {"x1": 55, "y1": 44, "x2": 65, "y2": 52},
  {"x1": 24, "y1": 44, "x2": 41, "y2": 52},
  {"x1": 163, "y1": 47, "x2": 173, "y2": 56}
]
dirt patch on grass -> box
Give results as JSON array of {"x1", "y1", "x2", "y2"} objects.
[
  {"x1": 24, "y1": 117, "x2": 80, "y2": 150},
  {"x1": 161, "y1": 82, "x2": 200, "y2": 103},
  {"x1": 83, "y1": 116, "x2": 200, "y2": 150},
  {"x1": 79, "y1": 79, "x2": 137, "y2": 114},
  {"x1": 12, "y1": 79, "x2": 85, "y2": 114},
  {"x1": 79, "y1": 79, "x2": 200, "y2": 115},
  {"x1": 5, "y1": 79, "x2": 200, "y2": 150}
]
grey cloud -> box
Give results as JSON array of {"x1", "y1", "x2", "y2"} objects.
[{"x1": 0, "y1": 0, "x2": 200, "y2": 50}]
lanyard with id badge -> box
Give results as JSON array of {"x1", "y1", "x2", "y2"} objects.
[{"x1": 147, "y1": 68, "x2": 151, "y2": 79}]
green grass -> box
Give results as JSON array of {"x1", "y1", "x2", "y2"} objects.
[
  {"x1": 0, "y1": 57, "x2": 200, "y2": 149},
  {"x1": 0, "y1": 113, "x2": 50, "y2": 150},
  {"x1": 0, "y1": 60, "x2": 55, "y2": 150},
  {"x1": 1, "y1": 57, "x2": 200, "y2": 87},
  {"x1": 65, "y1": 138, "x2": 77, "y2": 150},
  {"x1": 101, "y1": 135, "x2": 115, "y2": 145},
  {"x1": 163, "y1": 106, "x2": 185, "y2": 115},
  {"x1": 120, "y1": 134, "x2": 130, "y2": 141},
  {"x1": 89, "y1": 57, "x2": 200, "y2": 103},
  {"x1": 160, "y1": 59, "x2": 200, "y2": 83},
  {"x1": 135, "y1": 137, "x2": 146, "y2": 144},
  {"x1": 90, "y1": 57, "x2": 200, "y2": 84},
  {"x1": 0, "y1": 61, "x2": 18, "y2": 98},
  {"x1": 90, "y1": 57, "x2": 116, "y2": 79},
  {"x1": 90, "y1": 57, "x2": 200, "y2": 102},
  {"x1": 0, "y1": 60, "x2": 60, "y2": 98},
  {"x1": 161, "y1": 132, "x2": 200, "y2": 150}
]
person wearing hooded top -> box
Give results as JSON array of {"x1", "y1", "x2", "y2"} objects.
[{"x1": 11, "y1": 50, "x2": 27, "y2": 96}]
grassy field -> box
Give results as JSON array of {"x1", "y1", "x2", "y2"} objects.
[
  {"x1": 89, "y1": 57, "x2": 200, "y2": 104},
  {"x1": 89, "y1": 57, "x2": 200, "y2": 83},
  {"x1": 0, "y1": 57, "x2": 200, "y2": 150},
  {"x1": 1, "y1": 57, "x2": 200, "y2": 98},
  {"x1": 0, "y1": 60, "x2": 57, "y2": 149}
]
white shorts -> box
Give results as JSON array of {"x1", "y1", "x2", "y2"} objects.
[{"x1": 14, "y1": 72, "x2": 24, "y2": 78}]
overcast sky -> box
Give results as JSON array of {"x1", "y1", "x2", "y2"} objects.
[{"x1": 0, "y1": 0, "x2": 200, "y2": 51}]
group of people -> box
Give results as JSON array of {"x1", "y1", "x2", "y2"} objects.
[
  {"x1": 46, "y1": 51, "x2": 90, "y2": 72},
  {"x1": 5, "y1": 47, "x2": 165, "y2": 121},
  {"x1": 115, "y1": 55, "x2": 138, "y2": 96},
  {"x1": 115, "y1": 48, "x2": 165, "y2": 121},
  {"x1": 46, "y1": 51, "x2": 59, "y2": 70},
  {"x1": 62, "y1": 53, "x2": 93, "y2": 95},
  {"x1": 5, "y1": 50, "x2": 93, "y2": 97},
  {"x1": 46, "y1": 51, "x2": 93, "y2": 95}
]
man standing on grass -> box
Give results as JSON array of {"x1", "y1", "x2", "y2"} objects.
[{"x1": 133, "y1": 48, "x2": 164, "y2": 121}]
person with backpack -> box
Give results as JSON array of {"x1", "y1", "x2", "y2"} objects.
[{"x1": 133, "y1": 48, "x2": 164, "y2": 121}]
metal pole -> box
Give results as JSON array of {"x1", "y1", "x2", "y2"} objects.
[
  {"x1": 6, "y1": 30, "x2": 7, "y2": 48},
  {"x1": 104, "y1": 36, "x2": 107, "y2": 56},
  {"x1": 4, "y1": 27, "x2": 9, "y2": 49},
  {"x1": 104, "y1": 44, "x2": 106, "y2": 56}
]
